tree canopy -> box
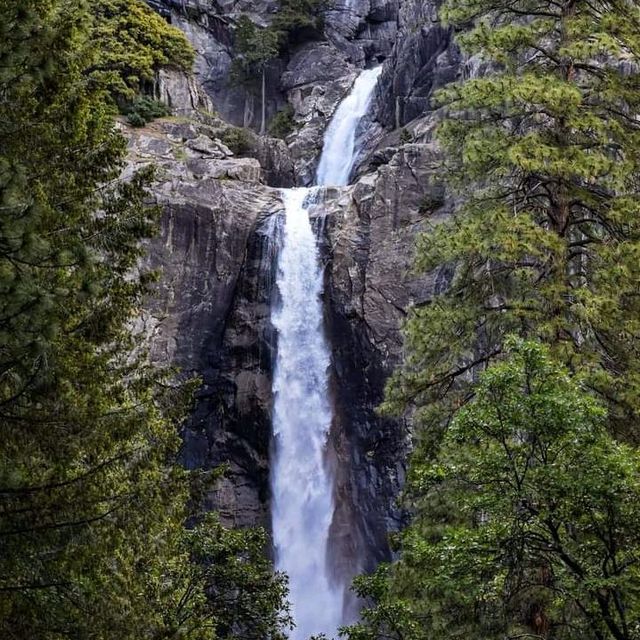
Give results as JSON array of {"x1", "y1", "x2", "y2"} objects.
[
  {"x1": 384, "y1": 0, "x2": 640, "y2": 443},
  {"x1": 90, "y1": 0, "x2": 195, "y2": 103},
  {"x1": 348, "y1": 340, "x2": 640, "y2": 640}
]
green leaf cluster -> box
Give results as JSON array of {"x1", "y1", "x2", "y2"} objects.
[
  {"x1": 269, "y1": 104, "x2": 296, "y2": 139},
  {"x1": 231, "y1": 0, "x2": 327, "y2": 85},
  {"x1": 231, "y1": 15, "x2": 281, "y2": 90},
  {"x1": 348, "y1": 341, "x2": 640, "y2": 640},
  {"x1": 270, "y1": 0, "x2": 327, "y2": 47},
  {"x1": 221, "y1": 126, "x2": 254, "y2": 156},
  {"x1": 384, "y1": 0, "x2": 640, "y2": 437},
  {"x1": 123, "y1": 95, "x2": 170, "y2": 126}
]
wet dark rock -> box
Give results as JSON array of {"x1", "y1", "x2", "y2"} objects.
[
  {"x1": 374, "y1": 0, "x2": 461, "y2": 129},
  {"x1": 305, "y1": 143, "x2": 452, "y2": 577},
  {"x1": 128, "y1": 117, "x2": 283, "y2": 526}
]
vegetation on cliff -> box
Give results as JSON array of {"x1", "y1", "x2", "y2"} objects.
[
  {"x1": 232, "y1": 15, "x2": 280, "y2": 135},
  {"x1": 90, "y1": 0, "x2": 194, "y2": 104},
  {"x1": 270, "y1": 0, "x2": 327, "y2": 46},
  {"x1": 348, "y1": 0, "x2": 640, "y2": 638},
  {"x1": 231, "y1": 0, "x2": 326, "y2": 134},
  {"x1": 349, "y1": 342, "x2": 640, "y2": 640},
  {"x1": 0, "y1": 1, "x2": 288, "y2": 637}
]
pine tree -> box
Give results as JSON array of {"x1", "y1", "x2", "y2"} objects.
[
  {"x1": 352, "y1": 3, "x2": 640, "y2": 640},
  {"x1": 384, "y1": 0, "x2": 640, "y2": 444},
  {"x1": 230, "y1": 1, "x2": 327, "y2": 133},
  {"x1": 0, "y1": 2, "x2": 289, "y2": 637}
]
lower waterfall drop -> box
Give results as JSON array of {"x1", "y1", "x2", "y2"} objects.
[{"x1": 271, "y1": 188, "x2": 341, "y2": 640}]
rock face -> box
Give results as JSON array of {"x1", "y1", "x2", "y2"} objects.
[
  {"x1": 137, "y1": 0, "x2": 463, "y2": 590},
  {"x1": 128, "y1": 117, "x2": 284, "y2": 527},
  {"x1": 306, "y1": 142, "x2": 452, "y2": 583},
  {"x1": 156, "y1": 68, "x2": 214, "y2": 115},
  {"x1": 373, "y1": 0, "x2": 460, "y2": 129},
  {"x1": 147, "y1": 0, "x2": 404, "y2": 144}
]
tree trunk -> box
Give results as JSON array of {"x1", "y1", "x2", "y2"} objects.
[{"x1": 260, "y1": 67, "x2": 266, "y2": 136}]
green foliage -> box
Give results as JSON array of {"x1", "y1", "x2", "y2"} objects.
[
  {"x1": 418, "y1": 194, "x2": 444, "y2": 215},
  {"x1": 221, "y1": 126, "x2": 254, "y2": 156},
  {"x1": 231, "y1": 15, "x2": 280, "y2": 89},
  {"x1": 230, "y1": 15, "x2": 279, "y2": 135},
  {"x1": 230, "y1": 4, "x2": 326, "y2": 133},
  {"x1": 177, "y1": 514, "x2": 292, "y2": 640},
  {"x1": 90, "y1": 0, "x2": 195, "y2": 103},
  {"x1": 269, "y1": 104, "x2": 296, "y2": 139},
  {"x1": 365, "y1": 3, "x2": 640, "y2": 640},
  {"x1": 123, "y1": 95, "x2": 170, "y2": 126},
  {"x1": 347, "y1": 340, "x2": 640, "y2": 640},
  {"x1": 0, "y1": 1, "x2": 287, "y2": 638},
  {"x1": 235, "y1": 14, "x2": 281, "y2": 69},
  {"x1": 399, "y1": 127, "x2": 412, "y2": 144},
  {"x1": 384, "y1": 0, "x2": 640, "y2": 440},
  {"x1": 231, "y1": 0, "x2": 327, "y2": 86}
]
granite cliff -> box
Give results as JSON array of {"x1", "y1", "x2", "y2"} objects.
[{"x1": 133, "y1": 0, "x2": 462, "y2": 583}]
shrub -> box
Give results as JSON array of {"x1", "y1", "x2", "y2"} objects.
[
  {"x1": 399, "y1": 127, "x2": 412, "y2": 144},
  {"x1": 90, "y1": 0, "x2": 195, "y2": 103},
  {"x1": 221, "y1": 127, "x2": 253, "y2": 155},
  {"x1": 268, "y1": 104, "x2": 295, "y2": 139},
  {"x1": 123, "y1": 96, "x2": 170, "y2": 126}
]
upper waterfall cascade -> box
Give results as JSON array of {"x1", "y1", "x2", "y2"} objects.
[
  {"x1": 271, "y1": 66, "x2": 381, "y2": 640},
  {"x1": 316, "y1": 66, "x2": 383, "y2": 187}
]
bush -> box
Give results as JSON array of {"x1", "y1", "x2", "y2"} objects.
[
  {"x1": 126, "y1": 112, "x2": 147, "y2": 127},
  {"x1": 91, "y1": 0, "x2": 195, "y2": 103},
  {"x1": 221, "y1": 127, "x2": 253, "y2": 155},
  {"x1": 268, "y1": 104, "x2": 295, "y2": 139},
  {"x1": 123, "y1": 96, "x2": 170, "y2": 127}
]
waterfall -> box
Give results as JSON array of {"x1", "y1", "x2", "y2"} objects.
[
  {"x1": 316, "y1": 66, "x2": 383, "y2": 187},
  {"x1": 271, "y1": 66, "x2": 381, "y2": 640},
  {"x1": 271, "y1": 188, "x2": 339, "y2": 640}
]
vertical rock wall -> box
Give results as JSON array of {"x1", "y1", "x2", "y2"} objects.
[{"x1": 138, "y1": 0, "x2": 464, "y2": 584}]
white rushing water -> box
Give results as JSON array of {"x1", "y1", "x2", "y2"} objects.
[
  {"x1": 271, "y1": 187, "x2": 340, "y2": 640},
  {"x1": 271, "y1": 66, "x2": 381, "y2": 640},
  {"x1": 316, "y1": 66, "x2": 383, "y2": 187}
]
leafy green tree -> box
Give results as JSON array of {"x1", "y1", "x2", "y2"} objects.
[
  {"x1": 123, "y1": 95, "x2": 170, "y2": 126},
  {"x1": 384, "y1": 0, "x2": 640, "y2": 443},
  {"x1": 0, "y1": 2, "x2": 288, "y2": 638},
  {"x1": 230, "y1": 2, "x2": 327, "y2": 133},
  {"x1": 269, "y1": 104, "x2": 296, "y2": 139},
  {"x1": 347, "y1": 340, "x2": 640, "y2": 640},
  {"x1": 353, "y1": 4, "x2": 640, "y2": 639},
  {"x1": 168, "y1": 514, "x2": 291, "y2": 640}
]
